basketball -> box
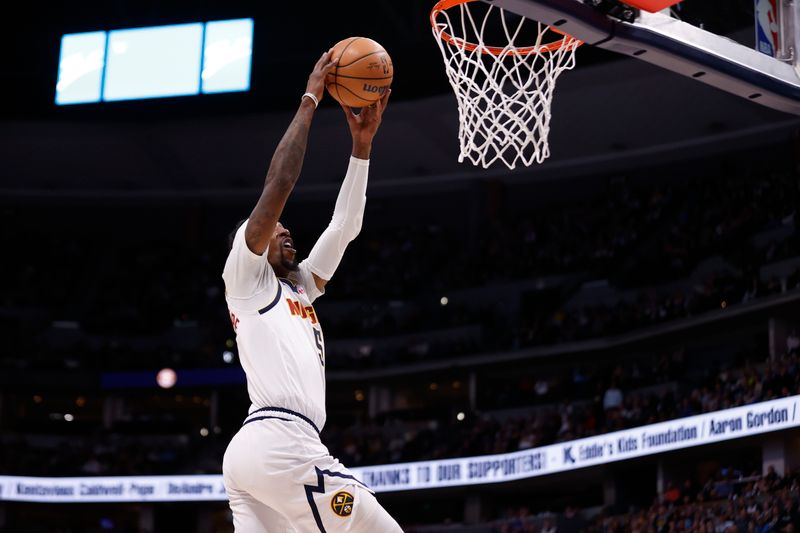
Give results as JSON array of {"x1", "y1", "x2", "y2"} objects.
[{"x1": 325, "y1": 37, "x2": 393, "y2": 108}]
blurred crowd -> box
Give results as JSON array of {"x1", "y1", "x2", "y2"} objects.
[
  {"x1": 593, "y1": 478, "x2": 800, "y2": 533},
  {"x1": 2, "y1": 165, "x2": 799, "y2": 371},
  {"x1": 483, "y1": 467, "x2": 800, "y2": 533},
  {"x1": 332, "y1": 168, "x2": 800, "y2": 365},
  {"x1": 0, "y1": 431, "x2": 224, "y2": 477},
  {"x1": 322, "y1": 350, "x2": 799, "y2": 467},
  {"x1": 4, "y1": 150, "x2": 800, "y2": 485},
  {"x1": 5, "y1": 344, "x2": 797, "y2": 476},
  {"x1": 517, "y1": 270, "x2": 792, "y2": 348}
]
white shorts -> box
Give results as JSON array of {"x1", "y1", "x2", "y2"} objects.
[{"x1": 223, "y1": 408, "x2": 403, "y2": 532}]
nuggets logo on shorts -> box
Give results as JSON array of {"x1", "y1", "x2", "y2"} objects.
[{"x1": 331, "y1": 490, "x2": 354, "y2": 517}]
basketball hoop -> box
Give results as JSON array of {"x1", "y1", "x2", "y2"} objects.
[{"x1": 431, "y1": 0, "x2": 582, "y2": 169}]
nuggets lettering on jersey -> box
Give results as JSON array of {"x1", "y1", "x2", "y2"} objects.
[
  {"x1": 330, "y1": 490, "x2": 354, "y2": 517},
  {"x1": 286, "y1": 298, "x2": 318, "y2": 324}
]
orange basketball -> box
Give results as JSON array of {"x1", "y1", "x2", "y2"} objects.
[{"x1": 325, "y1": 37, "x2": 393, "y2": 108}]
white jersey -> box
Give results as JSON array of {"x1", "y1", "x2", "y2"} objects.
[{"x1": 222, "y1": 220, "x2": 327, "y2": 431}]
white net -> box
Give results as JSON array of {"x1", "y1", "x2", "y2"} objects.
[{"x1": 431, "y1": 1, "x2": 581, "y2": 169}]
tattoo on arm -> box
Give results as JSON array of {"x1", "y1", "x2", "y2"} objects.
[{"x1": 246, "y1": 101, "x2": 316, "y2": 255}]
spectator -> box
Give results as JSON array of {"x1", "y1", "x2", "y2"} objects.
[
  {"x1": 603, "y1": 380, "x2": 624, "y2": 411},
  {"x1": 541, "y1": 517, "x2": 557, "y2": 533},
  {"x1": 663, "y1": 481, "x2": 682, "y2": 504},
  {"x1": 788, "y1": 329, "x2": 800, "y2": 356}
]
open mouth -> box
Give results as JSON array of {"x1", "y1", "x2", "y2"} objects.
[{"x1": 282, "y1": 238, "x2": 296, "y2": 254}]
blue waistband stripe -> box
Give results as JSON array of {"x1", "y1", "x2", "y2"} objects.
[{"x1": 244, "y1": 406, "x2": 321, "y2": 435}]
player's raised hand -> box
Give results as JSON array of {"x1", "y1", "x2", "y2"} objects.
[
  {"x1": 306, "y1": 50, "x2": 338, "y2": 103},
  {"x1": 340, "y1": 88, "x2": 391, "y2": 151}
]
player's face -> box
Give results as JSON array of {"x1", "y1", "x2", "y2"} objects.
[{"x1": 268, "y1": 222, "x2": 299, "y2": 277}]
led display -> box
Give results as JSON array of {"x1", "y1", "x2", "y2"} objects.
[
  {"x1": 55, "y1": 19, "x2": 254, "y2": 105},
  {"x1": 55, "y1": 31, "x2": 107, "y2": 105}
]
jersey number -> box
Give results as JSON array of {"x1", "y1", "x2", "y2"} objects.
[{"x1": 313, "y1": 329, "x2": 325, "y2": 367}]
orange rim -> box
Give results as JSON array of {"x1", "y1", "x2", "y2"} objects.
[{"x1": 430, "y1": 0, "x2": 582, "y2": 55}]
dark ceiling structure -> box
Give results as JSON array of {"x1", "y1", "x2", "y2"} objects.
[
  {"x1": 2, "y1": 0, "x2": 793, "y2": 197},
  {"x1": 4, "y1": 0, "x2": 756, "y2": 118}
]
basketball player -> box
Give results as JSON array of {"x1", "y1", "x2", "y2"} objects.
[{"x1": 221, "y1": 50, "x2": 402, "y2": 532}]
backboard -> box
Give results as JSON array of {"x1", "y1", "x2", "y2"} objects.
[{"x1": 481, "y1": 0, "x2": 800, "y2": 115}]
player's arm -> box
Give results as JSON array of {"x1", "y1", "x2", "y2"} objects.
[
  {"x1": 244, "y1": 50, "x2": 337, "y2": 256},
  {"x1": 305, "y1": 89, "x2": 392, "y2": 291}
]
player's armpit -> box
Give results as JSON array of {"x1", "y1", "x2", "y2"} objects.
[{"x1": 311, "y1": 272, "x2": 328, "y2": 291}]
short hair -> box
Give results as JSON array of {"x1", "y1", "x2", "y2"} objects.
[{"x1": 228, "y1": 219, "x2": 247, "y2": 251}]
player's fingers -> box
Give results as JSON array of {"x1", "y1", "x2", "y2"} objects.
[
  {"x1": 363, "y1": 101, "x2": 379, "y2": 122},
  {"x1": 324, "y1": 50, "x2": 338, "y2": 67},
  {"x1": 366, "y1": 95, "x2": 384, "y2": 120},
  {"x1": 340, "y1": 102, "x2": 357, "y2": 123},
  {"x1": 325, "y1": 58, "x2": 338, "y2": 68},
  {"x1": 321, "y1": 60, "x2": 339, "y2": 77},
  {"x1": 323, "y1": 59, "x2": 338, "y2": 73},
  {"x1": 317, "y1": 49, "x2": 335, "y2": 69},
  {"x1": 378, "y1": 88, "x2": 391, "y2": 112},
  {"x1": 360, "y1": 104, "x2": 376, "y2": 122},
  {"x1": 370, "y1": 101, "x2": 380, "y2": 119}
]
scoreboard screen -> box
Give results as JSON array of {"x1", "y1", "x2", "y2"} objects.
[{"x1": 55, "y1": 19, "x2": 253, "y2": 105}]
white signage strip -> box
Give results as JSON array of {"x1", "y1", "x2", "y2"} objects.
[
  {"x1": 0, "y1": 475, "x2": 226, "y2": 504},
  {"x1": 352, "y1": 395, "x2": 799, "y2": 492},
  {"x1": 2, "y1": 395, "x2": 797, "y2": 502}
]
